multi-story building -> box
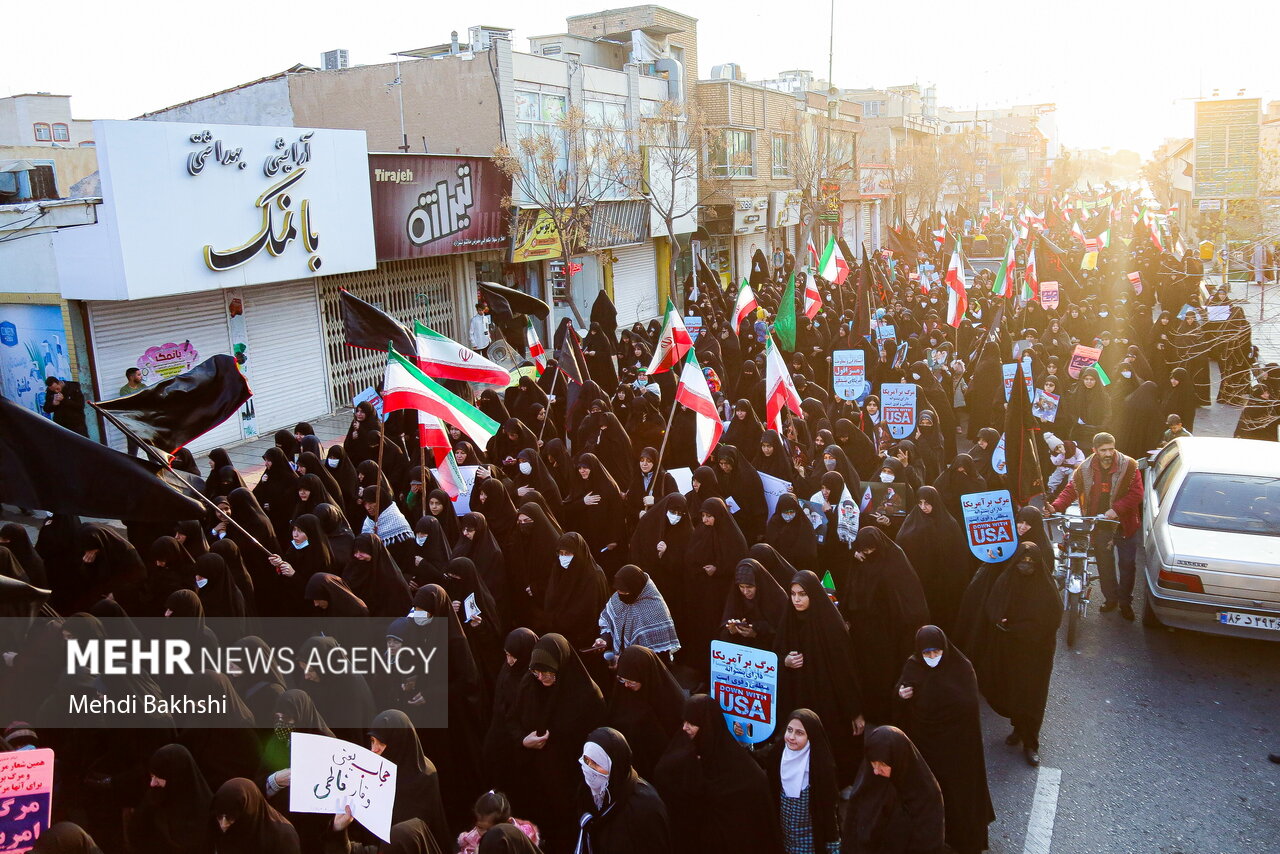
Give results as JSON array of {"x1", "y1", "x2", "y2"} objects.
[
  {"x1": 0, "y1": 94, "x2": 100, "y2": 199},
  {"x1": 698, "y1": 70, "x2": 864, "y2": 285}
]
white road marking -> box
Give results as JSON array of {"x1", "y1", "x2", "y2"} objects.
[{"x1": 1022, "y1": 766, "x2": 1063, "y2": 854}]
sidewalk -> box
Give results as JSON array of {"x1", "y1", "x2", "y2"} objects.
[{"x1": 217, "y1": 408, "x2": 353, "y2": 488}]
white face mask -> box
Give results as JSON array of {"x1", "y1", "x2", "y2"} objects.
[
  {"x1": 415, "y1": 534, "x2": 428, "y2": 546},
  {"x1": 411, "y1": 610, "x2": 432, "y2": 626},
  {"x1": 666, "y1": 511, "x2": 682, "y2": 525},
  {"x1": 1099, "y1": 311, "x2": 1109, "y2": 317},
  {"x1": 195, "y1": 577, "x2": 209, "y2": 589},
  {"x1": 879, "y1": 472, "x2": 895, "y2": 483},
  {"x1": 293, "y1": 539, "x2": 308, "y2": 550},
  {"x1": 824, "y1": 459, "x2": 837, "y2": 470},
  {"x1": 581, "y1": 759, "x2": 610, "y2": 806},
  {"x1": 518, "y1": 461, "x2": 533, "y2": 475},
  {"x1": 1121, "y1": 370, "x2": 1132, "y2": 378},
  {"x1": 558, "y1": 554, "x2": 573, "y2": 568},
  {"x1": 781, "y1": 511, "x2": 796, "y2": 522},
  {"x1": 924, "y1": 655, "x2": 942, "y2": 668},
  {"x1": 326, "y1": 458, "x2": 339, "y2": 468}
]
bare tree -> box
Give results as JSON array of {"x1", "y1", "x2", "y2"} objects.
[
  {"x1": 632, "y1": 98, "x2": 738, "y2": 304},
  {"x1": 891, "y1": 140, "x2": 951, "y2": 226},
  {"x1": 494, "y1": 104, "x2": 632, "y2": 326},
  {"x1": 783, "y1": 105, "x2": 859, "y2": 232}
]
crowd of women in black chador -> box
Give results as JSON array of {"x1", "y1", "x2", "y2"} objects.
[{"x1": 5, "y1": 211, "x2": 1277, "y2": 854}]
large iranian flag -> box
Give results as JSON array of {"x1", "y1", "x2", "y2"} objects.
[
  {"x1": 818, "y1": 235, "x2": 848, "y2": 284},
  {"x1": 764, "y1": 334, "x2": 802, "y2": 431},
  {"x1": 413, "y1": 321, "x2": 510, "y2": 386},
  {"x1": 645, "y1": 298, "x2": 694, "y2": 375},
  {"x1": 673, "y1": 349, "x2": 723, "y2": 464},
  {"x1": 944, "y1": 237, "x2": 967, "y2": 327},
  {"x1": 383, "y1": 346, "x2": 500, "y2": 443},
  {"x1": 733, "y1": 279, "x2": 759, "y2": 328}
]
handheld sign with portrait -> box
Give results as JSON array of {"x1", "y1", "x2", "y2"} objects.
[
  {"x1": 1033, "y1": 388, "x2": 1060, "y2": 422},
  {"x1": 1067, "y1": 345, "x2": 1102, "y2": 379},
  {"x1": 832, "y1": 349, "x2": 867, "y2": 401},
  {"x1": 0, "y1": 748, "x2": 54, "y2": 854},
  {"x1": 1040, "y1": 280, "x2": 1060, "y2": 309},
  {"x1": 291, "y1": 733, "x2": 398, "y2": 842},
  {"x1": 880, "y1": 383, "x2": 917, "y2": 439},
  {"x1": 961, "y1": 489, "x2": 1019, "y2": 563},
  {"x1": 710, "y1": 641, "x2": 779, "y2": 745}
]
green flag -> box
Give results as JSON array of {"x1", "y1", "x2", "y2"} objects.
[{"x1": 775, "y1": 272, "x2": 797, "y2": 351}]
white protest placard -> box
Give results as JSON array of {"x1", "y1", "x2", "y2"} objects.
[
  {"x1": 685, "y1": 316, "x2": 705, "y2": 341},
  {"x1": 1206, "y1": 305, "x2": 1230, "y2": 322},
  {"x1": 453, "y1": 465, "x2": 482, "y2": 515},
  {"x1": 290, "y1": 733, "x2": 397, "y2": 843},
  {"x1": 992, "y1": 434, "x2": 1007, "y2": 476},
  {"x1": 832, "y1": 349, "x2": 867, "y2": 402},
  {"x1": 1039, "y1": 280, "x2": 1060, "y2": 309},
  {"x1": 0, "y1": 748, "x2": 54, "y2": 854},
  {"x1": 881, "y1": 383, "x2": 917, "y2": 439},
  {"x1": 710, "y1": 641, "x2": 779, "y2": 745},
  {"x1": 1002, "y1": 363, "x2": 1018, "y2": 402},
  {"x1": 667, "y1": 467, "x2": 694, "y2": 495},
  {"x1": 353, "y1": 387, "x2": 386, "y2": 421},
  {"x1": 758, "y1": 472, "x2": 793, "y2": 519}
]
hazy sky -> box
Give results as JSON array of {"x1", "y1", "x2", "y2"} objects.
[{"x1": 9, "y1": 0, "x2": 1277, "y2": 156}]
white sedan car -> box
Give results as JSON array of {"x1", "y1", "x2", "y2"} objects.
[{"x1": 1141, "y1": 437, "x2": 1280, "y2": 640}]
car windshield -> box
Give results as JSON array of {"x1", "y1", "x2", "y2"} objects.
[{"x1": 1169, "y1": 473, "x2": 1280, "y2": 536}]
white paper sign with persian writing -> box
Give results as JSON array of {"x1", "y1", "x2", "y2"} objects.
[
  {"x1": 758, "y1": 472, "x2": 793, "y2": 518},
  {"x1": 290, "y1": 733, "x2": 397, "y2": 842},
  {"x1": 0, "y1": 748, "x2": 54, "y2": 854}
]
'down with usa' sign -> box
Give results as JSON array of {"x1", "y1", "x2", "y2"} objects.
[
  {"x1": 961, "y1": 489, "x2": 1019, "y2": 562},
  {"x1": 880, "y1": 383, "x2": 917, "y2": 439}
]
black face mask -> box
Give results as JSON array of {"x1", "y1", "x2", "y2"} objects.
[
  {"x1": 617, "y1": 591, "x2": 639, "y2": 604},
  {"x1": 518, "y1": 522, "x2": 534, "y2": 533}
]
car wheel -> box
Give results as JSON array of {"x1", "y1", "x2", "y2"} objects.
[{"x1": 1141, "y1": 594, "x2": 1163, "y2": 629}]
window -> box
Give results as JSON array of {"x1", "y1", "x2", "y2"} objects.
[
  {"x1": 711, "y1": 129, "x2": 755, "y2": 178},
  {"x1": 52, "y1": 123, "x2": 70, "y2": 142},
  {"x1": 584, "y1": 98, "x2": 630, "y2": 199},
  {"x1": 33, "y1": 123, "x2": 51, "y2": 142},
  {"x1": 514, "y1": 89, "x2": 570, "y2": 192},
  {"x1": 1169, "y1": 473, "x2": 1280, "y2": 536},
  {"x1": 772, "y1": 134, "x2": 792, "y2": 178},
  {"x1": 1152, "y1": 447, "x2": 1183, "y2": 506}
]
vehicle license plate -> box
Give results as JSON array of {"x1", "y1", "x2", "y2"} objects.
[{"x1": 1217, "y1": 611, "x2": 1280, "y2": 631}]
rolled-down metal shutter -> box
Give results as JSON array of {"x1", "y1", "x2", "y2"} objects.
[
  {"x1": 89, "y1": 292, "x2": 242, "y2": 454},
  {"x1": 241, "y1": 280, "x2": 330, "y2": 439},
  {"x1": 610, "y1": 242, "x2": 658, "y2": 326}
]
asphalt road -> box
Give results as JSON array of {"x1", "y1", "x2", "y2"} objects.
[{"x1": 981, "y1": 375, "x2": 1280, "y2": 854}]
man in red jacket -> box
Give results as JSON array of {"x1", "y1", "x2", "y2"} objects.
[{"x1": 1051, "y1": 431, "x2": 1145, "y2": 620}]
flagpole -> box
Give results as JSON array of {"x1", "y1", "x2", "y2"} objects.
[
  {"x1": 89, "y1": 402, "x2": 276, "y2": 558},
  {"x1": 650, "y1": 394, "x2": 681, "y2": 496},
  {"x1": 537, "y1": 366, "x2": 561, "y2": 446},
  {"x1": 374, "y1": 343, "x2": 390, "y2": 535}
]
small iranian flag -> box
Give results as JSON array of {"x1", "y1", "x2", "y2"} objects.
[
  {"x1": 413, "y1": 321, "x2": 510, "y2": 386},
  {"x1": 525, "y1": 318, "x2": 547, "y2": 376},
  {"x1": 944, "y1": 237, "x2": 967, "y2": 328},
  {"x1": 1098, "y1": 228, "x2": 1111, "y2": 248},
  {"x1": 1128, "y1": 271, "x2": 1143, "y2": 294},
  {"x1": 802, "y1": 272, "x2": 823, "y2": 320},
  {"x1": 433, "y1": 447, "x2": 465, "y2": 499},
  {"x1": 764, "y1": 334, "x2": 802, "y2": 431},
  {"x1": 818, "y1": 236, "x2": 848, "y2": 284},
  {"x1": 1023, "y1": 244, "x2": 1040, "y2": 301},
  {"x1": 673, "y1": 349, "x2": 723, "y2": 464},
  {"x1": 1071, "y1": 220, "x2": 1086, "y2": 245},
  {"x1": 383, "y1": 346, "x2": 500, "y2": 443},
  {"x1": 733, "y1": 279, "x2": 759, "y2": 329},
  {"x1": 418, "y1": 410, "x2": 463, "y2": 498},
  {"x1": 645, "y1": 298, "x2": 693, "y2": 375},
  {"x1": 992, "y1": 236, "x2": 1016, "y2": 299}
]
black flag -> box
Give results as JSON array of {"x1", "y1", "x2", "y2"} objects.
[
  {"x1": 0, "y1": 397, "x2": 204, "y2": 522},
  {"x1": 339, "y1": 289, "x2": 415, "y2": 354},
  {"x1": 478, "y1": 281, "x2": 551, "y2": 322},
  {"x1": 94, "y1": 354, "x2": 251, "y2": 454}
]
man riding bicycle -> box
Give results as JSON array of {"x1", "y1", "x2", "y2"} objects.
[{"x1": 1050, "y1": 431, "x2": 1145, "y2": 620}]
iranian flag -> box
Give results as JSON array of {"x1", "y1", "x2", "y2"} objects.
[
  {"x1": 1023, "y1": 244, "x2": 1040, "y2": 301},
  {"x1": 1098, "y1": 228, "x2": 1112, "y2": 248},
  {"x1": 991, "y1": 235, "x2": 1016, "y2": 299},
  {"x1": 733, "y1": 279, "x2": 759, "y2": 328},
  {"x1": 802, "y1": 272, "x2": 823, "y2": 320},
  {"x1": 673, "y1": 349, "x2": 723, "y2": 464},
  {"x1": 525, "y1": 318, "x2": 547, "y2": 376},
  {"x1": 383, "y1": 346, "x2": 500, "y2": 444},
  {"x1": 764, "y1": 334, "x2": 802, "y2": 431},
  {"x1": 818, "y1": 235, "x2": 849, "y2": 284},
  {"x1": 645, "y1": 298, "x2": 693, "y2": 375},
  {"x1": 413, "y1": 321, "x2": 510, "y2": 386},
  {"x1": 418, "y1": 411, "x2": 465, "y2": 498},
  {"x1": 1127, "y1": 271, "x2": 1143, "y2": 294},
  {"x1": 1071, "y1": 220, "x2": 1086, "y2": 245},
  {"x1": 944, "y1": 237, "x2": 967, "y2": 327}
]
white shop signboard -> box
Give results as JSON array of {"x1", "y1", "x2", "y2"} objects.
[{"x1": 56, "y1": 119, "x2": 376, "y2": 301}]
